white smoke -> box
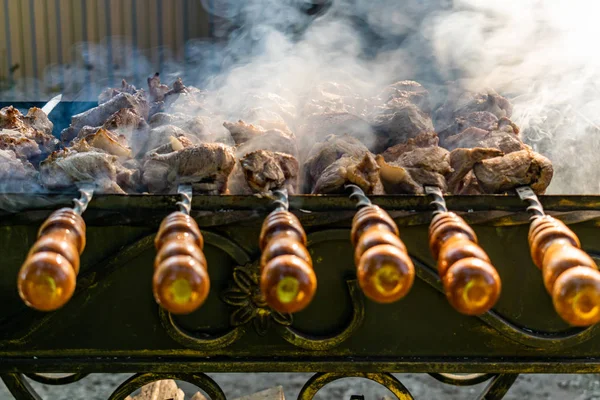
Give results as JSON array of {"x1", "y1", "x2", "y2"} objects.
[{"x1": 2, "y1": 0, "x2": 600, "y2": 193}]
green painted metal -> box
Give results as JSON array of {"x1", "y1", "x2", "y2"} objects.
[{"x1": 1, "y1": 194, "x2": 600, "y2": 398}]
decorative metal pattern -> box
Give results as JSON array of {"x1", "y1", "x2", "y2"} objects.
[
  {"x1": 0, "y1": 371, "x2": 523, "y2": 400},
  {"x1": 222, "y1": 262, "x2": 293, "y2": 336},
  {"x1": 296, "y1": 372, "x2": 415, "y2": 400},
  {"x1": 24, "y1": 373, "x2": 89, "y2": 385}
]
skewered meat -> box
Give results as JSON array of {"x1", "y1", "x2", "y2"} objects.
[
  {"x1": 370, "y1": 99, "x2": 435, "y2": 151},
  {"x1": 312, "y1": 152, "x2": 383, "y2": 194},
  {"x1": 298, "y1": 112, "x2": 375, "y2": 153},
  {"x1": 473, "y1": 149, "x2": 554, "y2": 194},
  {"x1": 380, "y1": 131, "x2": 439, "y2": 161},
  {"x1": 0, "y1": 149, "x2": 39, "y2": 192},
  {"x1": 378, "y1": 80, "x2": 432, "y2": 114},
  {"x1": 61, "y1": 92, "x2": 149, "y2": 143},
  {"x1": 150, "y1": 113, "x2": 211, "y2": 138},
  {"x1": 98, "y1": 79, "x2": 138, "y2": 105},
  {"x1": 141, "y1": 144, "x2": 235, "y2": 194},
  {"x1": 40, "y1": 150, "x2": 125, "y2": 194},
  {"x1": 446, "y1": 147, "x2": 504, "y2": 194},
  {"x1": 303, "y1": 134, "x2": 369, "y2": 192},
  {"x1": 240, "y1": 150, "x2": 299, "y2": 194},
  {"x1": 0, "y1": 106, "x2": 58, "y2": 163},
  {"x1": 224, "y1": 120, "x2": 298, "y2": 157},
  {"x1": 377, "y1": 155, "x2": 448, "y2": 194},
  {"x1": 434, "y1": 88, "x2": 513, "y2": 132},
  {"x1": 132, "y1": 125, "x2": 199, "y2": 157},
  {"x1": 74, "y1": 128, "x2": 132, "y2": 158}
]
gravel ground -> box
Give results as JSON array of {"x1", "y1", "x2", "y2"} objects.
[{"x1": 2, "y1": 373, "x2": 600, "y2": 399}]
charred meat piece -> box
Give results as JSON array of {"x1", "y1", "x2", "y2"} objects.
[
  {"x1": 434, "y1": 88, "x2": 513, "y2": 132},
  {"x1": 61, "y1": 92, "x2": 149, "y2": 143},
  {"x1": 141, "y1": 144, "x2": 235, "y2": 194},
  {"x1": 369, "y1": 99, "x2": 435, "y2": 151},
  {"x1": 0, "y1": 131, "x2": 41, "y2": 161},
  {"x1": 380, "y1": 132, "x2": 440, "y2": 162},
  {"x1": 0, "y1": 106, "x2": 58, "y2": 162},
  {"x1": 40, "y1": 150, "x2": 125, "y2": 194},
  {"x1": 473, "y1": 149, "x2": 554, "y2": 194},
  {"x1": 74, "y1": 128, "x2": 132, "y2": 159},
  {"x1": 98, "y1": 79, "x2": 139, "y2": 105},
  {"x1": 0, "y1": 149, "x2": 40, "y2": 192},
  {"x1": 150, "y1": 113, "x2": 211, "y2": 138},
  {"x1": 224, "y1": 120, "x2": 298, "y2": 157},
  {"x1": 303, "y1": 134, "x2": 369, "y2": 192},
  {"x1": 378, "y1": 80, "x2": 431, "y2": 114},
  {"x1": 377, "y1": 155, "x2": 448, "y2": 194},
  {"x1": 297, "y1": 112, "x2": 374, "y2": 152},
  {"x1": 443, "y1": 126, "x2": 525, "y2": 154},
  {"x1": 240, "y1": 150, "x2": 299, "y2": 194},
  {"x1": 312, "y1": 153, "x2": 383, "y2": 195},
  {"x1": 446, "y1": 147, "x2": 504, "y2": 193},
  {"x1": 438, "y1": 111, "x2": 499, "y2": 143},
  {"x1": 132, "y1": 125, "x2": 199, "y2": 157}
]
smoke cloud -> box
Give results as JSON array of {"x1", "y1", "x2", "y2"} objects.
[{"x1": 1, "y1": 0, "x2": 599, "y2": 194}]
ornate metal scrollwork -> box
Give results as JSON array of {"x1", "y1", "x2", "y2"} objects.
[
  {"x1": 107, "y1": 373, "x2": 226, "y2": 400},
  {"x1": 412, "y1": 255, "x2": 600, "y2": 349},
  {"x1": 296, "y1": 372, "x2": 415, "y2": 400},
  {"x1": 428, "y1": 373, "x2": 495, "y2": 386},
  {"x1": 24, "y1": 373, "x2": 89, "y2": 385}
]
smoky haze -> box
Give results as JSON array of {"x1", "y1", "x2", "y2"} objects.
[{"x1": 0, "y1": 0, "x2": 598, "y2": 194}]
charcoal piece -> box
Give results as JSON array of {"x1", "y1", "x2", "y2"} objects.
[
  {"x1": 240, "y1": 150, "x2": 299, "y2": 194},
  {"x1": 473, "y1": 149, "x2": 554, "y2": 194},
  {"x1": 141, "y1": 144, "x2": 235, "y2": 194},
  {"x1": 312, "y1": 153, "x2": 383, "y2": 195}
]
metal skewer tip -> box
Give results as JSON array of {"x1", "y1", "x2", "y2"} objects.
[
  {"x1": 345, "y1": 184, "x2": 372, "y2": 208},
  {"x1": 72, "y1": 184, "x2": 94, "y2": 215},
  {"x1": 425, "y1": 185, "x2": 448, "y2": 215},
  {"x1": 176, "y1": 184, "x2": 193, "y2": 215},
  {"x1": 516, "y1": 186, "x2": 545, "y2": 218}
]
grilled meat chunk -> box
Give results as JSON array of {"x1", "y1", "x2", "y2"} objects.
[
  {"x1": 298, "y1": 112, "x2": 374, "y2": 152},
  {"x1": 240, "y1": 150, "x2": 299, "y2": 194},
  {"x1": 61, "y1": 92, "x2": 149, "y2": 143},
  {"x1": 473, "y1": 149, "x2": 554, "y2": 194},
  {"x1": 443, "y1": 126, "x2": 525, "y2": 154},
  {"x1": 303, "y1": 134, "x2": 369, "y2": 192},
  {"x1": 0, "y1": 106, "x2": 58, "y2": 163},
  {"x1": 370, "y1": 99, "x2": 435, "y2": 151},
  {"x1": 312, "y1": 152, "x2": 383, "y2": 195},
  {"x1": 98, "y1": 79, "x2": 139, "y2": 105},
  {"x1": 0, "y1": 149, "x2": 39, "y2": 192},
  {"x1": 380, "y1": 132, "x2": 439, "y2": 162},
  {"x1": 40, "y1": 150, "x2": 125, "y2": 194},
  {"x1": 378, "y1": 80, "x2": 432, "y2": 114},
  {"x1": 446, "y1": 147, "x2": 504, "y2": 193},
  {"x1": 141, "y1": 144, "x2": 235, "y2": 194},
  {"x1": 434, "y1": 88, "x2": 513, "y2": 132}
]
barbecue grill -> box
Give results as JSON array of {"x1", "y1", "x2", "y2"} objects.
[{"x1": 2, "y1": 2, "x2": 600, "y2": 400}]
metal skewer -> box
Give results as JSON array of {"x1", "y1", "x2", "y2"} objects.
[
  {"x1": 17, "y1": 183, "x2": 93, "y2": 311},
  {"x1": 425, "y1": 185, "x2": 501, "y2": 315},
  {"x1": 153, "y1": 184, "x2": 209, "y2": 315},
  {"x1": 518, "y1": 186, "x2": 600, "y2": 326},
  {"x1": 346, "y1": 184, "x2": 414, "y2": 303},
  {"x1": 259, "y1": 189, "x2": 316, "y2": 314}
]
